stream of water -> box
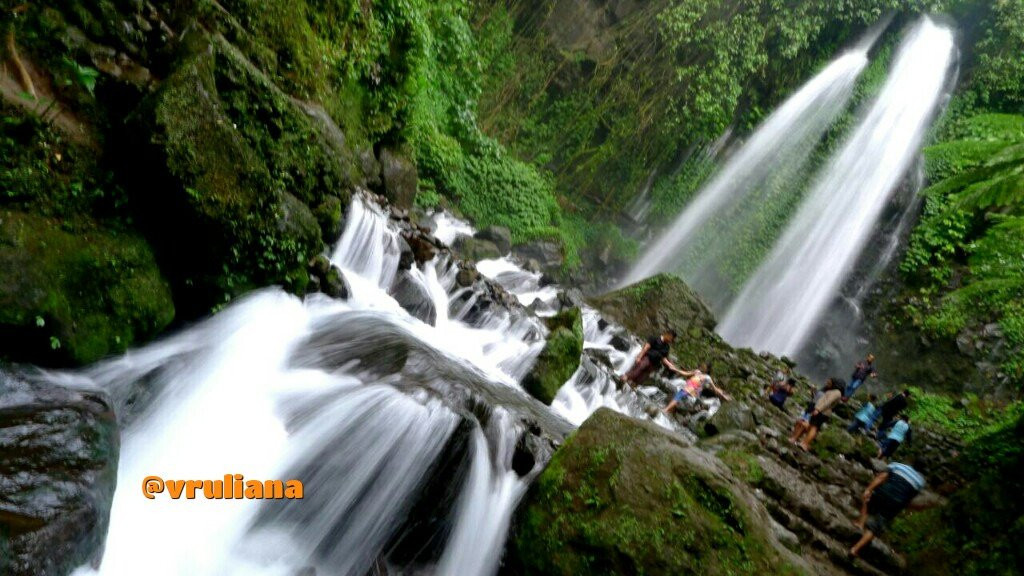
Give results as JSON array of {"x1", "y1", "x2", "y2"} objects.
[{"x1": 719, "y1": 18, "x2": 956, "y2": 356}]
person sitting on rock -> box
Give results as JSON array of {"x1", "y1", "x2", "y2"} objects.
[
  {"x1": 791, "y1": 378, "x2": 843, "y2": 451},
  {"x1": 621, "y1": 329, "x2": 686, "y2": 387},
  {"x1": 877, "y1": 414, "x2": 911, "y2": 459},
  {"x1": 851, "y1": 460, "x2": 926, "y2": 557},
  {"x1": 846, "y1": 394, "x2": 879, "y2": 434},
  {"x1": 875, "y1": 389, "x2": 912, "y2": 440},
  {"x1": 843, "y1": 353, "x2": 878, "y2": 400},
  {"x1": 767, "y1": 377, "x2": 797, "y2": 410},
  {"x1": 663, "y1": 362, "x2": 732, "y2": 414}
]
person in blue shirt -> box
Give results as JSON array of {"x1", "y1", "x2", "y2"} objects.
[
  {"x1": 877, "y1": 415, "x2": 911, "y2": 459},
  {"x1": 846, "y1": 394, "x2": 879, "y2": 434},
  {"x1": 851, "y1": 461, "x2": 926, "y2": 557}
]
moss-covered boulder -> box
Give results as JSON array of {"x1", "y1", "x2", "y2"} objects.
[
  {"x1": 591, "y1": 274, "x2": 798, "y2": 398},
  {"x1": 522, "y1": 308, "x2": 584, "y2": 404},
  {"x1": 507, "y1": 408, "x2": 808, "y2": 575},
  {"x1": 0, "y1": 210, "x2": 174, "y2": 365},
  {"x1": 592, "y1": 273, "x2": 716, "y2": 335},
  {"x1": 126, "y1": 30, "x2": 359, "y2": 315}
]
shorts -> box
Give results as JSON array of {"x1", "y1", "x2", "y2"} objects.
[
  {"x1": 673, "y1": 389, "x2": 697, "y2": 404},
  {"x1": 865, "y1": 493, "x2": 902, "y2": 535},
  {"x1": 879, "y1": 438, "x2": 901, "y2": 457},
  {"x1": 808, "y1": 412, "x2": 830, "y2": 429}
]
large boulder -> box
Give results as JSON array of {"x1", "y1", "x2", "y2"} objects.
[
  {"x1": 521, "y1": 308, "x2": 584, "y2": 404},
  {"x1": 506, "y1": 408, "x2": 809, "y2": 575},
  {"x1": 379, "y1": 147, "x2": 418, "y2": 210},
  {"x1": 475, "y1": 225, "x2": 512, "y2": 254},
  {"x1": 453, "y1": 236, "x2": 502, "y2": 263},
  {"x1": 704, "y1": 401, "x2": 757, "y2": 437},
  {"x1": 0, "y1": 370, "x2": 119, "y2": 576},
  {"x1": 591, "y1": 275, "x2": 797, "y2": 397},
  {"x1": 127, "y1": 31, "x2": 357, "y2": 315},
  {"x1": 591, "y1": 273, "x2": 716, "y2": 335},
  {"x1": 513, "y1": 240, "x2": 564, "y2": 270},
  {"x1": 0, "y1": 210, "x2": 174, "y2": 366}
]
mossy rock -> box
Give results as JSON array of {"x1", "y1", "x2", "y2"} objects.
[
  {"x1": 591, "y1": 273, "x2": 716, "y2": 335},
  {"x1": 507, "y1": 408, "x2": 807, "y2": 575},
  {"x1": 0, "y1": 210, "x2": 174, "y2": 365},
  {"x1": 129, "y1": 31, "x2": 345, "y2": 313},
  {"x1": 522, "y1": 308, "x2": 584, "y2": 404},
  {"x1": 591, "y1": 275, "x2": 796, "y2": 397}
]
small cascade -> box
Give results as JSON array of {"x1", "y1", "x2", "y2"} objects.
[
  {"x1": 719, "y1": 18, "x2": 956, "y2": 356},
  {"x1": 620, "y1": 30, "x2": 879, "y2": 292}
]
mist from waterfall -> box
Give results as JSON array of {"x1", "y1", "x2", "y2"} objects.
[
  {"x1": 719, "y1": 17, "x2": 956, "y2": 356},
  {"x1": 620, "y1": 30, "x2": 879, "y2": 291}
]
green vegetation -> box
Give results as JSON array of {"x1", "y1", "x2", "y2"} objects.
[
  {"x1": 901, "y1": 113, "x2": 1024, "y2": 385},
  {"x1": 891, "y1": 414, "x2": 1024, "y2": 575},
  {"x1": 906, "y1": 386, "x2": 1024, "y2": 441}
]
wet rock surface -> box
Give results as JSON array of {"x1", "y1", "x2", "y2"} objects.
[{"x1": 0, "y1": 370, "x2": 119, "y2": 576}]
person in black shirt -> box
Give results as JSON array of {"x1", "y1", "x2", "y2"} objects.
[
  {"x1": 622, "y1": 329, "x2": 686, "y2": 386},
  {"x1": 875, "y1": 389, "x2": 912, "y2": 440}
]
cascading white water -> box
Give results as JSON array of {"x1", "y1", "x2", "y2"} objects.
[
  {"x1": 620, "y1": 33, "x2": 878, "y2": 289},
  {"x1": 719, "y1": 18, "x2": 955, "y2": 356},
  {"x1": 68, "y1": 197, "x2": 570, "y2": 576}
]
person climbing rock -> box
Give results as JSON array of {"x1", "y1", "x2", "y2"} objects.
[
  {"x1": 875, "y1": 389, "x2": 912, "y2": 440},
  {"x1": 877, "y1": 414, "x2": 912, "y2": 459},
  {"x1": 846, "y1": 394, "x2": 879, "y2": 434},
  {"x1": 790, "y1": 379, "x2": 830, "y2": 442},
  {"x1": 851, "y1": 461, "x2": 926, "y2": 557},
  {"x1": 791, "y1": 378, "x2": 843, "y2": 451},
  {"x1": 843, "y1": 353, "x2": 878, "y2": 400},
  {"x1": 621, "y1": 329, "x2": 685, "y2": 387},
  {"x1": 767, "y1": 377, "x2": 797, "y2": 410},
  {"x1": 663, "y1": 362, "x2": 731, "y2": 414}
]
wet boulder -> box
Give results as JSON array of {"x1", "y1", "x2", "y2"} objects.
[
  {"x1": 390, "y1": 271, "x2": 438, "y2": 325},
  {"x1": 521, "y1": 308, "x2": 584, "y2": 405},
  {"x1": 452, "y1": 236, "x2": 502, "y2": 263},
  {"x1": 474, "y1": 225, "x2": 512, "y2": 254},
  {"x1": 507, "y1": 408, "x2": 809, "y2": 575},
  {"x1": 513, "y1": 240, "x2": 563, "y2": 270},
  {"x1": 0, "y1": 371, "x2": 119, "y2": 576}
]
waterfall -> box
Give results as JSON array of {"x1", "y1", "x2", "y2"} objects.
[
  {"x1": 66, "y1": 196, "x2": 574, "y2": 576},
  {"x1": 718, "y1": 18, "x2": 956, "y2": 356},
  {"x1": 620, "y1": 30, "x2": 879, "y2": 291}
]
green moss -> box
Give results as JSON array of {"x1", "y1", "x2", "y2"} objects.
[
  {"x1": 0, "y1": 210, "x2": 174, "y2": 365},
  {"x1": 522, "y1": 308, "x2": 584, "y2": 404},
  {"x1": 719, "y1": 450, "x2": 765, "y2": 485},
  {"x1": 511, "y1": 409, "x2": 805, "y2": 575}
]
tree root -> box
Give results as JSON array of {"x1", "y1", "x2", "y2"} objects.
[{"x1": 6, "y1": 25, "x2": 36, "y2": 99}]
